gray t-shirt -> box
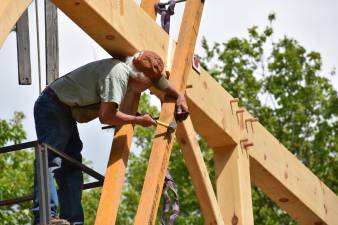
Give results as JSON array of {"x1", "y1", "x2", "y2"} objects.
[
  {"x1": 50, "y1": 58, "x2": 131, "y2": 123},
  {"x1": 50, "y1": 58, "x2": 130, "y2": 107}
]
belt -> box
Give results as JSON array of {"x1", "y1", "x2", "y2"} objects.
[{"x1": 43, "y1": 87, "x2": 71, "y2": 113}]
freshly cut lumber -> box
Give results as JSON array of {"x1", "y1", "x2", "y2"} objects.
[
  {"x1": 134, "y1": 1, "x2": 205, "y2": 224},
  {"x1": 52, "y1": 0, "x2": 338, "y2": 224},
  {"x1": 94, "y1": 1, "x2": 158, "y2": 224},
  {"x1": 247, "y1": 119, "x2": 338, "y2": 225},
  {"x1": 176, "y1": 117, "x2": 224, "y2": 225},
  {"x1": 0, "y1": 0, "x2": 32, "y2": 48},
  {"x1": 94, "y1": 92, "x2": 140, "y2": 225},
  {"x1": 52, "y1": 0, "x2": 169, "y2": 59},
  {"x1": 213, "y1": 145, "x2": 253, "y2": 225}
]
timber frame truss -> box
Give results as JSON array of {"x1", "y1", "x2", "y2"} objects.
[{"x1": 1, "y1": 0, "x2": 338, "y2": 224}]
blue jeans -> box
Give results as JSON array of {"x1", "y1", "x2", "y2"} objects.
[{"x1": 33, "y1": 91, "x2": 84, "y2": 224}]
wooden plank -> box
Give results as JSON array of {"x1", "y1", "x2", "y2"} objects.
[
  {"x1": 134, "y1": 1, "x2": 205, "y2": 224},
  {"x1": 16, "y1": 9, "x2": 31, "y2": 85},
  {"x1": 52, "y1": 0, "x2": 169, "y2": 59},
  {"x1": 0, "y1": 0, "x2": 32, "y2": 48},
  {"x1": 176, "y1": 117, "x2": 224, "y2": 225},
  {"x1": 51, "y1": 1, "x2": 338, "y2": 223},
  {"x1": 94, "y1": 92, "x2": 139, "y2": 225},
  {"x1": 45, "y1": 0, "x2": 59, "y2": 84},
  {"x1": 247, "y1": 119, "x2": 338, "y2": 225},
  {"x1": 213, "y1": 143, "x2": 254, "y2": 225},
  {"x1": 94, "y1": 1, "x2": 158, "y2": 224}
]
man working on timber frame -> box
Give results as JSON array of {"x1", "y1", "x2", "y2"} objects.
[{"x1": 33, "y1": 50, "x2": 189, "y2": 225}]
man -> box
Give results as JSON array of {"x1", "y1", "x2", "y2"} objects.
[{"x1": 33, "y1": 50, "x2": 188, "y2": 225}]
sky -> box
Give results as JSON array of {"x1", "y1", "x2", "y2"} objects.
[{"x1": 0, "y1": 0, "x2": 337, "y2": 175}]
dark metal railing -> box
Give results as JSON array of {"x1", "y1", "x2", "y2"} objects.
[{"x1": 0, "y1": 141, "x2": 104, "y2": 225}]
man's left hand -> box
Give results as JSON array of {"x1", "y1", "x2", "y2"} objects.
[{"x1": 175, "y1": 93, "x2": 189, "y2": 121}]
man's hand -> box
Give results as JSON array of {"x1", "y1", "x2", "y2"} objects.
[
  {"x1": 136, "y1": 114, "x2": 156, "y2": 127},
  {"x1": 176, "y1": 93, "x2": 189, "y2": 113}
]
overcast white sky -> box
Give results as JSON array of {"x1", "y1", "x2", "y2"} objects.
[{"x1": 0, "y1": 0, "x2": 337, "y2": 174}]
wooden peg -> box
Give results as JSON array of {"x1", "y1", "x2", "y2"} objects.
[
  {"x1": 236, "y1": 108, "x2": 245, "y2": 114},
  {"x1": 243, "y1": 142, "x2": 254, "y2": 149}
]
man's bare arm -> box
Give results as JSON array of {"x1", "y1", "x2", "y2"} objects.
[{"x1": 99, "y1": 102, "x2": 155, "y2": 127}]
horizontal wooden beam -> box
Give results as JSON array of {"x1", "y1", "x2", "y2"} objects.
[
  {"x1": 0, "y1": 0, "x2": 32, "y2": 48},
  {"x1": 51, "y1": 1, "x2": 338, "y2": 224}
]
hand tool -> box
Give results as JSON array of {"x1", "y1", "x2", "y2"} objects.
[{"x1": 156, "y1": 120, "x2": 177, "y2": 133}]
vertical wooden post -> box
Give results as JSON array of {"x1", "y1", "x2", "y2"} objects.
[
  {"x1": 94, "y1": 1, "x2": 159, "y2": 225},
  {"x1": 213, "y1": 145, "x2": 254, "y2": 225},
  {"x1": 94, "y1": 92, "x2": 140, "y2": 225},
  {"x1": 176, "y1": 117, "x2": 224, "y2": 225},
  {"x1": 134, "y1": 1, "x2": 205, "y2": 224},
  {"x1": 45, "y1": 0, "x2": 58, "y2": 84},
  {"x1": 16, "y1": 9, "x2": 31, "y2": 85}
]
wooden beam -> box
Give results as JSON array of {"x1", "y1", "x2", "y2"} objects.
[
  {"x1": 94, "y1": 1, "x2": 158, "y2": 224},
  {"x1": 140, "y1": 1, "x2": 158, "y2": 19},
  {"x1": 52, "y1": 0, "x2": 169, "y2": 59},
  {"x1": 187, "y1": 67, "x2": 338, "y2": 224},
  {"x1": 134, "y1": 1, "x2": 204, "y2": 224},
  {"x1": 51, "y1": 0, "x2": 338, "y2": 223},
  {"x1": 176, "y1": 117, "x2": 224, "y2": 225},
  {"x1": 94, "y1": 92, "x2": 140, "y2": 225},
  {"x1": 0, "y1": 0, "x2": 32, "y2": 48},
  {"x1": 16, "y1": 9, "x2": 31, "y2": 85},
  {"x1": 186, "y1": 69, "x2": 237, "y2": 147},
  {"x1": 213, "y1": 144, "x2": 254, "y2": 225},
  {"x1": 45, "y1": 0, "x2": 59, "y2": 84},
  {"x1": 247, "y1": 118, "x2": 338, "y2": 225}
]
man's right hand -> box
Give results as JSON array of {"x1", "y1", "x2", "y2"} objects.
[{"x1": 136, "y1": 114, "x2": 156, "y2": 127}]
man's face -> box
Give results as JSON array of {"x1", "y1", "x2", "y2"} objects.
[{"x1": 128, "y1": 72, "x2": 152, "y2": 93}]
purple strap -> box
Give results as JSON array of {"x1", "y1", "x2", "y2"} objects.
[
  {"x1": 155, "y1": 0, "x2": 176, "y2": 33},
  {"x1": 155, "y1": 2, "x2": 180, "y2": 223},
  {"x1": 161, "y1": 171, "x2": 180, "y2": 225}
]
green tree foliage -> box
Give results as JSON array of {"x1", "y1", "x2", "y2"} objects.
[{"x1": 0, "y1": 112, "x2": 34, "y2": 224}]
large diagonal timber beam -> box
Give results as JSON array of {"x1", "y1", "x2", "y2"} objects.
[
  {"x1": 94, "y1": 1, "x2": 159, "y2": 224},
  {"x1": 134, "y1": 1, "x2": 204, "y2": 224},
  {"x1": 186, "y1": 70, "x2": 338, "y2": 225},
  {"x1": 0, "y1": 0, "x2": 32, "y2": 48},
  {"x1": 51, "y1": 0, "x2": 338, "y2": 224},
  {"x1": 176, "y1": 117, "x2": 225, "y2": 225}
]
